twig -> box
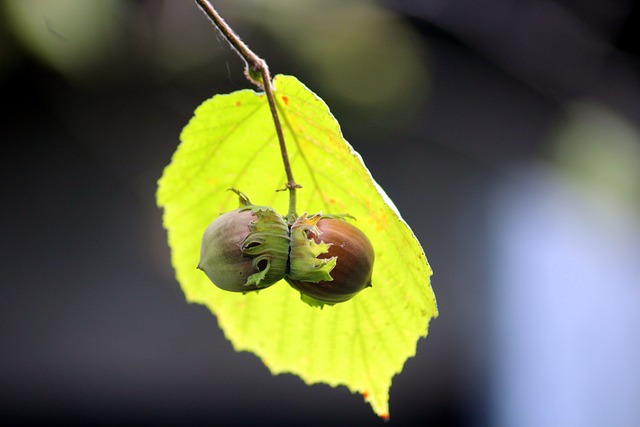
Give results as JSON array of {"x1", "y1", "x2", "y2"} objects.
[{"x1": 195, "y1": 0, "x2": 300, "y2": 218}]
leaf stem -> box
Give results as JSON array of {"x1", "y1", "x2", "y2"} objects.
[{"x1": 195, "y1": 0, "x2": 300, "y2": 219}]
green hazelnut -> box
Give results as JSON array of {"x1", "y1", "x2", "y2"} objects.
[
  {"x1": 198, "y1": 198, "x2": 289, "y2": 292},
  {"x1": 287, "y1": 214, "x2": 374, "y2": 305}
]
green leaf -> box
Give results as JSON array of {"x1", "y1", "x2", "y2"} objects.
[{"x1": 157, "y1": 75, "x2": 437, "y2": 419}]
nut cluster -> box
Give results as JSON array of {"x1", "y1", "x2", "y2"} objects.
[{"x1": 197, "y1": 191, "x2": 374, "y2": 306}]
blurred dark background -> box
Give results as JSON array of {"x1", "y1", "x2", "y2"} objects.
[{"x1": 2, "y1": 0, "x2": 640, "y2": 426}]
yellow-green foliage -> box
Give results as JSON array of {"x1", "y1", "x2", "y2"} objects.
[{"x1": 157, "y1": 75, "x2": 438, "y2": 418}]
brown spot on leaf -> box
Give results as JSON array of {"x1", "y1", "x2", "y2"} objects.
[{"x1": 281, "y1": 96, "x2": 289, "y2": 106}]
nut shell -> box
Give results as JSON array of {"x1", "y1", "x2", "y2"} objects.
[
  {"x1": 287, "y1": 217, "x2": 374, "y2": 304},
  {"x1": 198, "y1": 207, "x2": 289, "y2": 292}
]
